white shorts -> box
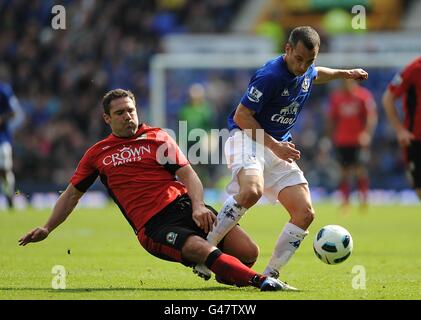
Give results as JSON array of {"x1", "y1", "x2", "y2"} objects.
[
  {"x1": 0, "y1": 141, "x2": 13, "y2": 171},
  {"x1": 225, "y1": 130, "x2": 307, "y2": 203}
]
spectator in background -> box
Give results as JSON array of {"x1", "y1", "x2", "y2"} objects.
[
  {"x1": 178, "y1": 83, "x2": 216, "y2": 187},
  {"x1": 327, "y1": 79, "x2": 377, "y2": 211},
  {"x1": 0, "y1": 81, "x2": 24, "y2": 209},
  {"x1": 382, "y1": 56, "x2": 421, "y2": 201},
  {"x1": 0, "y1": 1, "x2": 244, "y2": 191}
]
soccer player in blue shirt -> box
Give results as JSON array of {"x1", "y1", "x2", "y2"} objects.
[
  {"x1": 194, "y1": 26, "x2": 368, "y2": 288},
  {"x1": 0, "y1": 82, "x2": 22, "y2": 209}
]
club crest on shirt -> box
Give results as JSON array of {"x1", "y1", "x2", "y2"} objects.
[
  {"x1": 247, "y1": 86, "x2": 263, "y2": 103},
  {"x1": 166, "y1": 232, "x2": 178, "y2": 245},
  {"x1": 302, "y1": 76, "x2": 310, "y2": 92}
]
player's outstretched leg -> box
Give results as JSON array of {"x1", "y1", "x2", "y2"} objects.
[
  {"x1": 184, "y1": 236, "x2": 297, "y2": 291},
  {"x1": 203, "y1": 248, "x2": 297, "y2": 291},
  {"x1": 263, "y1": 184, "x2": 314, "y2": 285}
]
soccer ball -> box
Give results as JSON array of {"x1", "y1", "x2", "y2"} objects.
[{"x1": 313, "y1": 225, "x2": 353, "y2": 265}]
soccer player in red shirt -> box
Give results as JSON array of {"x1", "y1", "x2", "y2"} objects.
[
  {"x1": 18, "y1": 89, "x2": 294, "y2": 291},
  {"x1": 327, "y1": 79, "x2": 377, "y2": 209},
  {"x1": 383, "y1": 56, "x2": 421, "y2": 200}
]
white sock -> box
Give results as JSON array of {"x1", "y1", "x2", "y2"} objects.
[
  {"x1": 263, "y1": 222, "x2": 308, "y2": 277},
  {"x1": 206, "y1": 195, "x2": 247, "y2": 246}
]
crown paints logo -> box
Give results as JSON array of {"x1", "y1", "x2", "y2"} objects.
[{"x1": 102, "y1": 145, "x2": 151, "y2": 166}]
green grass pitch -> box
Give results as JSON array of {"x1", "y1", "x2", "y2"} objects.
[{"x1": 1, "y1": 202, "x2": 420, "y2": 300}]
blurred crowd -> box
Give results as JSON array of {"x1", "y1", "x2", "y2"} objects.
[
  {"x1": 0, "y1": 0, "x2": 409, "y2": 194},
  {"x1": 0, "y1": 0, "x2": 243, "y2": 191}
]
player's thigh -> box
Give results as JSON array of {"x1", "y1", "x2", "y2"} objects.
[
  {"x1": 225, "y1": 131, "x2": 265, "y2": 195},
  {"x1": 222, "y1": 225, "x2": 259, "y2": 263},
  {"x1": 138, "y1": 196, "x2": 208, "y2": 266},
  {"x1": 277, "y1": 183, "x2": 314, "y2": 217}
]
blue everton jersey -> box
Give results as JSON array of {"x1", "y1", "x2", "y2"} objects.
[
  {"x1": 227, "y1": 55, "x2": 318, "y2": 141},
  {"x1": 0, "y1": 83, "x2": 16, "y2": 143}
]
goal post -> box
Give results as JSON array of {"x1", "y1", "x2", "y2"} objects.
[{"x1": 150, "y1": 52, "x2": 418, "y2": 128}]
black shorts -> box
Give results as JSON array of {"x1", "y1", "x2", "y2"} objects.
[
  {"x1": 137, "y1": 194, "x2": 220, "y2": 267},
  {"x1": 406, "y1": 140, "x2": 421, "y2": 188},
  {"x1": 336, "y1": 146, "x2": 365, "y2": 166}
]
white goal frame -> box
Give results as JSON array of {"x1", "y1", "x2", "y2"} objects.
[{"x1": 150, "y1": 52, "x2": 418, "y2": 128}]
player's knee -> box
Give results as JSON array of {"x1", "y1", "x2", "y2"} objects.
[
  {"x1": 293, "y1": 206, "x2": 315, "y2": 229},
  {"x1": 241, "y1": 240, "x2": 259, "y2": 264},
  {"x1": 237, "y1": 186, "x2": 263, "y2": 208},
  {"x1": 302, "y1": 207, "x2": 315, "y2": 226}
]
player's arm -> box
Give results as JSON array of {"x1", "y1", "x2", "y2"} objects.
[
  {"x1": 18, "y1": 184, "x2": 84, "y2": 246},
  {"x1": 233, "y1": 103, "x2": 300, "y2": 163},
  {"x1": 314, "y1": 67, "x2": 368, "y2": 84},
  {"x1": 382, "y1": 88, "x2": 414, "y2": 147},
  {"x1": 361, "y1": 98, "x2": 378, "y2": 147},
  {"x1": 176, "y1": 165, "x2": 216, "y2": 233}
]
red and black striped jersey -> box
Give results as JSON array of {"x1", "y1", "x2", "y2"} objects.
[
  {"x1": 70, "y1": 124, "x2": 189, "y2": 233},
  {"x1": 388, "y1": 56, "x2": 421, "y2": 140}
]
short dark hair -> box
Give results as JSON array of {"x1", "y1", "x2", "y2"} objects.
[
  {"x1": 102, "y1": 89, "x2": 136, "y2": 114},
  {"x1": 288, "y1": 26, "x2": 320, "y2": 50}
]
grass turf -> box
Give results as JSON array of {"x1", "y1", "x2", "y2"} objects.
[{"x1": 1, "y1": 202, "x2": 420, "y2": 300}]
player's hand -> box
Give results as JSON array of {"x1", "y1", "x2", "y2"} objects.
[
  {"x1": 192, "y1": 205, "x2": 216, "y2": 234},
  {"x1": 396, "y1": 127, "x2": 415, "y2": 147},
  {"x1": 358, "y1": 131, "x2": 372, "y2": 147},
  {"x1": 347, "y1": 69, "x2": 368, "y2": 81},
  {"x1": 271, "y1": 142, "x2": 301, "y2": 163},
  {"x1": 18, "y1": 227, "x2": 49, "y2": 246}
]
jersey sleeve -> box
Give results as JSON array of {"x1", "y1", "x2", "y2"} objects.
[
  {"x1": 388, "y1": 64, "x2": 413, "y2": 97},
  {"x1": 310, "y1": 64, "x2": 318, "y2": 80},
  {"x1": 70, "y1": 150, "x2": 99, "y2": 193},
  {"x1": 240, "y1": 73, "x2": 277, "y2": 114},
  {"x1": 155, "y1": 130, "x2": 189, "y2": 175}
]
